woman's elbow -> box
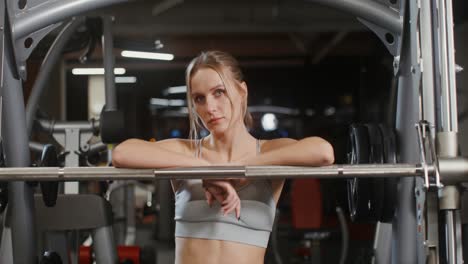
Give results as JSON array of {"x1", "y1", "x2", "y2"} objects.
[
  {"x1": 111, "y1": 139, "x2": 137, "y2": 167},
  {"x1": 321, "y1": 140, "x2": 335, "y2": 165},
  {"x1": 111, "y1": 145, "x2": 125, "y2": 167},
  {"x1": 307, "y1": 137, "x2": 334, "y2": 165}
]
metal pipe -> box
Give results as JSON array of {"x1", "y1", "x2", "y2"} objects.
[
  {"x1": 420, "y1": 0, "x2": 436, "y2": 127},
  {"x1": 445, "y1": 0, "x2": 458, "y2": 132},
  {"x1": 306, "y1": 0, "x2": 402, "y2": 34},
  {"x1": 0, "y1": 160, "x2": 465, "y2": 182},
  {"x1": 0, "y1": 164, "x2": 424, "y2": 181},
  {"x1": 29, "y1": 141, "x2": 46, "y2": 153},
  {"x1": 1, "y1": 35, "x2": 36, "y2": 263},
  {"x1": 438, "y1": 0, "x2": 453, "y2": 132},
  {"x1": 102, "y1": 16, "x2": 117, "y2": 111},
  {"x1": 13, "y1": 0, "x2": 127, "y2": 39},
  {"x1": 36, "y1": 119, "x2": 99, "y2": 133},
  {"x1": 26, "y1": 18, "x2": 85, "y2": 136},
  {"x1": 431, "y1": 0, "x2": 443, "y2": 132},
  {"x1": 336, "y1": 207, "x2": 348, "y2": 264},
  {"x1": 446, "y1": 211, "x2": 456, "y2": 264}
]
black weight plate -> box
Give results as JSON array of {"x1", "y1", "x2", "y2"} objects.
[
  {"x1": 347, "y1": 124, "x2": 372, "y2": 222},
  {"x1": 39, "y1": 144, "x2": 59, "y2": 207},
  {"x1": 378, "y1": 124, "x2": 398, "y2": 223},
  {"x1": 365, "y1": 124, "x2": 385, "y2": 222}
]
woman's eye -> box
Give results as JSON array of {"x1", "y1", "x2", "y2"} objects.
[
  {"x1": 214, "y1": 89, "x2": 224, "y2": 96},
  {"x1": 194, "y1": 96, "x2": 205, "y2": 104}
]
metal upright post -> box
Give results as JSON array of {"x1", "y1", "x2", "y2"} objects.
[
  {"x1": 393, "y1": 0, "x2": 421, "y2": 263},
  {"x1": 102, "y1": 16, "x2": 117, "y2": 111},
  {"x1": 435, "y1": 0, "x2": 462, "y2": 262},
  {"x1": 1, "y1": 30, "x2": 37, "y2": 263}
]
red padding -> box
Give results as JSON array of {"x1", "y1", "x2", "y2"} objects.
[
  {"x1": 118, "y1": 245, "x2": 140, "y2": 264},
  {"x1": 79, "y1": 246, "x2": 92, "y2": 264},
  {"x1": 79, "y1": 245, "x2": 140, "y2": 264},
  {"x1": 291, "y1": 179, "x2": 323, "y2": 229}
]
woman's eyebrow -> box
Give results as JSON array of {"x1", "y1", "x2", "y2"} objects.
[
  {"x1": 209, "y1": 84, "x2": 225, "y2": 91},
  {"x1": 191, "y1": 84, "x2": 224, "y2": 96}
]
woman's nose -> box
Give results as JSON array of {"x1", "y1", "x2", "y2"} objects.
[{"x1": 205, "y1": 97, "x2": 217, "y2": 113}]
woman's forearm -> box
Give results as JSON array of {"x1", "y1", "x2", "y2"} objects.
[
  {"x1": 112, "y1": 138, "x2": 209, "y2": 169},
  {"x1": 247, "y1": 137, "x2": 334, "y2": 166}
]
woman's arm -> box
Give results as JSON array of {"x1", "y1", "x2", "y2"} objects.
[
  {"x1": 112, "y1": 138, "x2": 210, "y2": 168},
  {"x1": 248, "y1": 136, "x2": 335, "y2": 167},
  {"x1": 234, "y1": 136, "x2": 335, "y2": 203}
]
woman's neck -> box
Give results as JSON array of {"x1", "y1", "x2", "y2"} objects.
[{"x1": 205, "y1": 123, "x2": 256, "y2": 162}]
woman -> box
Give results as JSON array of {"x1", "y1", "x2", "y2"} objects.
[{"x1": 112, "y1": 50, "x2": 334, "y2": 264}]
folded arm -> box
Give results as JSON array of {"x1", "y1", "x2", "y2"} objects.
[
  {"x1": 113, "y1": 138, "x2": 241, "y2": 216},
  {"x1": 112, "y1": 138, "x2": 209, "y2": 169},
  {"x1": 247, "y1": 136, "x2": 334, "y2": 167}
]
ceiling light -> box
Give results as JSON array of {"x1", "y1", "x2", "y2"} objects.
[
  {"x1": 324, "y1": 106, "x2": 336, "y2": 116},
  {"x1": 121, "y1": 50, "x2": 174, "y2": 61},
  {"x1": 115, "y1": 76, "x2": 137, "y2": 83},
  {"x1": 150, "y1": 98, "x2": 186, "y2": 107},
  {"x1": 72, "y1": 68, "x2": 126, "y2": 75},
  {"x1": 261, "y1": 113, "x2": 278, "y2": 132},
  {"x1": 163, "y1": 85, "x2": 187, "y2": 95}
]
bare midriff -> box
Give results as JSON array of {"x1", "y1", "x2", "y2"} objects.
[{"x1": 175, "y1": 237, "x2": 266, "y2": 264}]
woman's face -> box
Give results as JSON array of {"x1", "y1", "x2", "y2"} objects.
[{"x1": 190, "y1": 67, "x2": 245, "y2": 135}]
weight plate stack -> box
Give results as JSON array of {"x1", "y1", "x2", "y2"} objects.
[
  {"x1": 366, "y1": 124, "x2": 385, "y2": 222},
  {"x1": 347, "y1": 124, "x2": 372, "y2": 222}
]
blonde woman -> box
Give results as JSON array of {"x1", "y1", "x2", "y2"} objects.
[{"x1": 112, "y1": 50, "x2": 334, "y2": 264}]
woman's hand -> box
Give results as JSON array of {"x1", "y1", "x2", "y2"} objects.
[
  {"x1": 202, "y1": 180, "x2": 241, "y2": 219},
  {"x1": 216, "y1": 157, "x2": 250, "y2": 189}
]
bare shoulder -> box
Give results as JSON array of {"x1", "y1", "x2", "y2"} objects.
[{"x1": 260, "y1": 138, "x2": 298, "y2": 152}]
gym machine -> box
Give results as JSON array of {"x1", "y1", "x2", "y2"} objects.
[{"x1": 0, "y1": 0, "x2": 465, "y2": 264}]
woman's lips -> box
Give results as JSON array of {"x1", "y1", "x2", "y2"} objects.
[{"x1": 209, "y1": 117, "x2": 223, "y2": 124}]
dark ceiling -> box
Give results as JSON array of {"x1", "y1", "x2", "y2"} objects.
[
  {"x1": 57, "y1": 0, "x2": 386, "y2": 67},
  {"x1": 31, "y1": 0, "x2": 466, "y2": 141}
]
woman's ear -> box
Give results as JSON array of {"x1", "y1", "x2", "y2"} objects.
[{"x1": 239, "y1": 81, "x2": 248, "y2": 99}]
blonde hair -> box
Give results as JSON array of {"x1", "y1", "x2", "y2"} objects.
[{"x1": 185, "y1": 50, "x2": 253, "y2": 141}]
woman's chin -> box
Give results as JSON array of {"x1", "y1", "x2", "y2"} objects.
[{"x1": 208, "y1": 125, "x2": 229, "y2": 137}]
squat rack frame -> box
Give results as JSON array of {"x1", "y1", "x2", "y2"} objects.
[{"x1": 0, "y1": 0, "x2": 465, "y2": 263}]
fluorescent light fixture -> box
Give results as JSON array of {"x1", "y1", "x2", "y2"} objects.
[
  {"x1": 167, "y1": 85, "x2": 187, "y2": 94},
  {"x1": 72, "y1": 68, "x2": 126, "y2": 75},
  {"x1": 121, "y1": 50, "x2": 174, "y2": 61},
  {"x1": 248, "y1": 105, "x2": 299, "y2": 115},
  {"x1": 150, "y1": 98, "x2": 186, "y2": 107},
  {"x1": 163, "y1": 85, "x2": 187, "y2": 95},
  {"x1": 115, "y1": 76, "x2": 137, "y2": 83}
]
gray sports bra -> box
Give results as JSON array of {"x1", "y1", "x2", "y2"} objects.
[{"x1": 174, "y1": 138, "x2": 276, "y2": 248}]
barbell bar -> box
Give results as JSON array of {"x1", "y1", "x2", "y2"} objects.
[{"x1": 0, "y1": 158, "x2": 466, "y2": 183}]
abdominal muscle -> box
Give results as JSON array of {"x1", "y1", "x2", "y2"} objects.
[{"x1": 175, "y1": 237, "x2": 266, "y2": 264}]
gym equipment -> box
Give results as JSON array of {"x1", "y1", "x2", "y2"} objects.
[
  {"x1": 38, "y1": 144, "x2": 59, "y2": 207},
  {"x1": 0, "y1": 141, "x2": 8, "y2": 213},
  {"x1": 34, "y1": 194, "x2": 117, "y2": 263},
  {"x1": 40, "y1": 251, "x2": 63, "y2": 264},
  {"x1": 79, "y1": 245, "x2": 140, "y2": 264},
  {"x1": 378, "y1": 124, "x2": 397, "y2": 223},
  {"x1": 0, "y1": 0, "x2": 465, "y2": 263},
  {"x1": 347, "y1": 124, "x2": 372, "y2": 222},
  {"x1": 347, "y1": 123, "x2": 398, "y2": 223}
]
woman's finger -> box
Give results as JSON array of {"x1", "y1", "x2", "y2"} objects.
[
  {"x1": 222, "y1": 196, "x2": 239, "y2": 215},
  {"x1": 204, "y1": 189, "x2": 214, "y2": 207},
  {"x1": 235, "y1": 200, "x2": 241, "y2": 219}
]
